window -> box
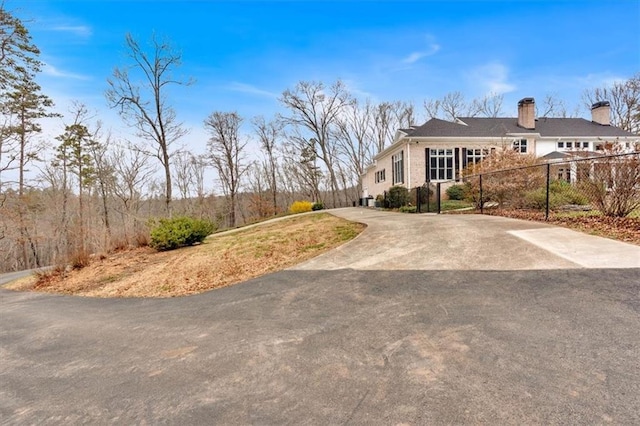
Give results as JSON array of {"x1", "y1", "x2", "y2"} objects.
[
  {"x1": 582, "y1": 141, "x2": 589, "y2": 149},
  {"x1": 558, "y1": 167, "x2": 571, "y2": 182},
  {"x1": 566, "y1": 141, "x2": 573, "y2": 149},
  {"x1": 392, "y1": 151, "x2": 404, "y2": 184},
  {"x1": 466, "y1": 148, "x2": 487, "y2": 166},
  {"x1": 557, "y1": 141, "x2": 564, "y2": 149},
  {"x1": 429, "y1": 149, "x2": 454, "y2": 180},
  {"x1": 513, "y1": 139, "x2": 527, "y2": 153},
  {"x1": 375, "y1": 169, "x2": 386, "y2": 183}
]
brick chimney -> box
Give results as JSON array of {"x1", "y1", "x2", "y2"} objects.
[
  {"x1": 517, "y1": 97, "x2": 535, "y2": 129},
  {"x1": 591, "y1": 101, "x2": 610, "y2": 126}
]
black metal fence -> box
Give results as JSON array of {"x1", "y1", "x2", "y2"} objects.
[{"x1": 402, "y1": 152, "x2": 640, "y2": 219}]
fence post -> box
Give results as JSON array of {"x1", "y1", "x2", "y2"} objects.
[
  {"x1": 426, "y1": 182, "x2": 431, "y2": 213},
  {"x1": 545, "y1": 163, "x2": 551, "y2": 221},
  {"x1": 479, "y1": 174, "x2": 484, "y2": 214},
  {"x1": 436, "y1": 183, "x2": 442, "y2": 214}
]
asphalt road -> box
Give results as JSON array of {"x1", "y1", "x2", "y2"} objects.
[{"x1": 1, "y1": 209, "x2": 639, "y2": 425}]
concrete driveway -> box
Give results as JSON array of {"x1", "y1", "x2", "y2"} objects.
[{"x1": 1, "y1": 209, "x2": 639, "y2": 424}]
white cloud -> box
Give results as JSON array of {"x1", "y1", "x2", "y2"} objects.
[
  {"x1": 51, "y1": 25, "x2": 92, "y2": 38},
  {"x1": 467, "y1": 62, "x2": 516, "y2": 95},
  {"x1": 227, "y1": 82, "x2": 278, "y2": 98},
  {"x1": 401, "y1": 34, "x2": 440, "y2": 65},
  {"x1": 342, "y1": 79, "x2": 377, "y2": 100},
  {"x1": 401, "y1": 40, "x2": 440, "y2": 64},
  {"x1": 42, "y1": 63, "x2": 91, "y2": 80},
  {"x1": 577, "y1": 73, "x2": 628, "y2": 88}
]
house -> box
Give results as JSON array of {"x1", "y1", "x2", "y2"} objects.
[{"x1": 361, "y1": 98, "x2": 639, "y2": 199}]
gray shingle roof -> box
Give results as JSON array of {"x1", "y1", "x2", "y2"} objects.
[{"x1": 405, "y1": 117, "x2": 636, "y2": 138}]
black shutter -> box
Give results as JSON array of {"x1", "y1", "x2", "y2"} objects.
[
  {"x1": 425, "y1": 148, "x2": 430, "y2": 182},
  {"x1": 454, "y1": 147, "x2": 460, "y2": 181}
]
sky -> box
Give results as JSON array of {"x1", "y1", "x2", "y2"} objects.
[{"x1": 11, "y1": 0, "x2": 640, "y2": 158}]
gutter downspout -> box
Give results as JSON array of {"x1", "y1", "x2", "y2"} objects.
[{"x1": 406, "y1": 141, "x2": 411, "y2": 187}]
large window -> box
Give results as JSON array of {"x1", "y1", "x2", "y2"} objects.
[
  {"x1": 429, "y1": 149, "x2": 453, "y2": 180},
  {"x1": 513, "y1": 139, "x2": 528, "y2": 153},
  {"x1": 375, "y1": 169, "x2": 386, "y2": 183},
  {"x1": 392, "y1": 151, "x2": 404, "y2": 184}
]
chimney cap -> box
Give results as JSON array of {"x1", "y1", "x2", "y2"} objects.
[
  {"x1": 518, "y1": 97, "x2": 535, "y2": 106},
  {"x1": 591, "y1": 100, "x2": 610, "y2": 109}
]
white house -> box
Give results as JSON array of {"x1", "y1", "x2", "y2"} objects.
[{"x1": 361, "y1": 98, "x2": 639, "y2": 199}]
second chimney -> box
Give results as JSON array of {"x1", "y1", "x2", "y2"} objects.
[
  {"x1": 591, "y1": 101, "x2": 610, "y2": 126},
  {"x1": 517, "y1": 97, "x2": 535, "y2": 129}
]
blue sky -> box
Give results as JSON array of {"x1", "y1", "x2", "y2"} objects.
[{"x1": 12, "y1": 0, "x2": 640, "y2": 154}]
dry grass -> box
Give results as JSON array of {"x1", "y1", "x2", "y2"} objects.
[{"x1": 6, "y1": 213, "x2": 365, "y2": 298}]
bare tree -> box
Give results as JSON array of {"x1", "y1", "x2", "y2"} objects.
[
  {"x1": 172, "y1": 150, "x2": 197, "y2": 201},
  {"x1": 473, "y1": 93, "x2": 505, "y2": 117},
  {"x1": 537, "y1": 93, "x2": 569, "y2": 118},
  {"x1": 371, "y1": 101, "x2": 397, "y2": 153},
  {"x1": 428, "y1": 92, "x2": 484, "y2": 121},
  {"x1": 440, "y1": 91, "x2": 468, "y2": 120},
  {"x1": 280, "y1": 80, "x2": 353, "y2": 208},
  {"x1": 393, "y1": 100, "x2": 417, "y2": 128},
  {"x1": 335, "y1": 99, "x2": 374, "y2": 198},
  {"x1": 281, "y1": 135, "x2": 323, "y2": 204},
  {"x1": 252, "y1": 116, "x2": 283, "y2": 213},
  {"x1": 110, "y1": 143, "x2": 155, "y2": 244},
  {"x1": 204, "y1": 111, "x2": 250, "y2": 227},
  {"x1": 583, "y1": 74, "x2": 640, "y2": 133},
  {"x1": 424, "y1": 98, "x2": 441, "y2": 120},
  {"x1": 88, "y1": 123, "x2": 115, "y2": 245},
  {"x1": 106, "y1": 33, "x2": 191, "y2": 216}
]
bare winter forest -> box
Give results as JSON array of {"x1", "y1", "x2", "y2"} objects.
[{"x1": 1, "y1": 7, "x2": 638, "y2": 273}]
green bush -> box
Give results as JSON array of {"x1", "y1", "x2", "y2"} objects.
[
  {"x1": 312, "y1": 202, "x2": 324, "y2": 211},
  {"x1": 550, "y1": 180, "x2": 588, "y2": 205},
  {"x1": 387, "y1": 185, "x2": 409, "y2": 208},
  {"x1": 399, "y1": 205, "x2": 417, "y2": 213},
  {"x1": 446, "y1": 184, "x2": 466, "y2": 200},
  {"x1": 149, "y1": 216, "x2": 216, "y2": 251},
  {"x1": 523, "y1": 180, "x2": 589, "y2": 210}
]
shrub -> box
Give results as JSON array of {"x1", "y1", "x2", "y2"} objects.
[
  {"x1": 577, "y1": 146, "x2": 640, "y2": 217},
  {"x1": 399, "y1": 205, "x2": 417, "y2": 213},
  {"x1": 446, "y1": 184, "x2": 466, "y2": 200},
  {"x1": 312, "y1": 201, "x2": 324, "y2": 211},
  {"x1": 523, "y1": 188, "x2": 566, "y2": 210},
  {"x1": 149, "y1": 216, "x2": 216, "y2": 251},
  {"x1": 289, "y1": 200, "x2": 314, "y2": 214},
  {"x1": 523, "y1": 180, "x2": 590, "y2": 210},
  {"x1": 387, "y1": 185, "x2": 409, "y2": 208}
]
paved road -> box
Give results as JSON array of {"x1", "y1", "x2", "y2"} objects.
[
  {"x1": 1, "y1": 209, "x2": 639, "y2": 424},
  {"x1": 0, "y1": 269, "x2": 43, "y2": 286}
]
